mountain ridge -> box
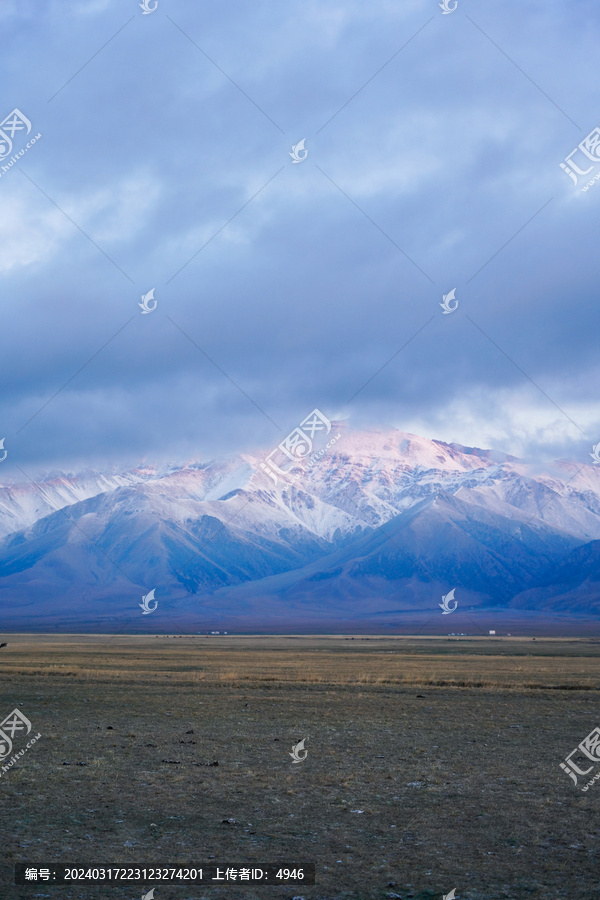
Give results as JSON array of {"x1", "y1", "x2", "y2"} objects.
[{"x1": 1, "y1": 426, "x2": 599, "y2": 631}]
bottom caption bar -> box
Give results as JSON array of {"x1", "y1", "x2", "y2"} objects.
[{"x1": 16, "y1": 864, "x2": 315, "y2": 885}]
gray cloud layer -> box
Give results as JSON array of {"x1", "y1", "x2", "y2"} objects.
[{"x1": 1, "y1": 0, "x2": 599, "y2": 477}]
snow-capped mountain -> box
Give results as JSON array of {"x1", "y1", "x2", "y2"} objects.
[{"x1": 2, "y1": 426, "x2": 600, "y2": 631}]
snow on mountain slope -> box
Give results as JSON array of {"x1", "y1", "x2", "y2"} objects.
[
  {"x1": 2, "y1": 426, "x2": 600, "y2": 628},
  {"x1": 4, "y1": 428, "x2": 596, "y2": 544},
  {"x1": 0, "y1": 469, "x2": 153, "y2": 540},
  {"x1": 0, "y1": 428, "x2": 512, "y2": 544}
]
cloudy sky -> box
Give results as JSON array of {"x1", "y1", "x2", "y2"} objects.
[{"x1": 1, "y1": 0, "x2": 599, "y2": 478}]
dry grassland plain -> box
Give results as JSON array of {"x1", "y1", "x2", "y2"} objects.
[{"x1": 1, "y1": 634, "x2": 600, "y2": 900}]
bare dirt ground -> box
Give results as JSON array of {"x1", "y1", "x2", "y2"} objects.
[{"x1": 1, "y1": 634, "x2": 600, "y2": 900}]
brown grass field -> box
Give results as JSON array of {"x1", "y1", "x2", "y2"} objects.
[{"x1": 1, "y1": 634, "x2": 600, "y2": 899}]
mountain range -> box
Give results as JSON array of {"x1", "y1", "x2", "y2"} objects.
[{"x1": 2, "y1": 427, "x2": 600, "y2": 632}]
